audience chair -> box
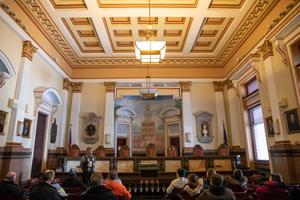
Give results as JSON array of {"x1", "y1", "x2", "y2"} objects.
[
  {"x1": 257, "y1": 191, "x2": 289, "y2": 200},
  {"x1": 234, "y1": 190, "x2": 249, "y2": 200}
]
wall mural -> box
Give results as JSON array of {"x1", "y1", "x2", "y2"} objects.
[{"x1": 115, "y1": 96, "x2": 182, "y2": 152}]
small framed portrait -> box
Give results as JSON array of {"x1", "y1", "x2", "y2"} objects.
[
  {"x1": 22, "y1": 118, "x2": 32, "y2": 138},
  {"x1": 0, "y1": 110, "x2": 8, "y2": 135},
  {"x1": 285, "y1": 109, "x2": 300, "y2": 133},
  {"x1": 265, "y1": 116, "x2": 275, "y2": 136}
]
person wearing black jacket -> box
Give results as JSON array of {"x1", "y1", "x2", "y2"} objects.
[
  {"x1": 82, "y1": 172, "x2": 117, "y2": 200},
  {"x1": 29, "y1": 170, "x2": 62, "y2": 200},
  {"x1": 62, "y1": 168, "x2": 87, "y2": 191},
  {"x1": 0, "y1": 171, "x2": 23, "y2": 198}
]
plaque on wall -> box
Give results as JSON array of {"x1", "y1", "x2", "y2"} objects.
[
  {"x1": 194, "y1": 111, "x2": 214, "y2": 143},
  {"x1": 82, "y1": 112, "x2": 101, "y2": 144}
]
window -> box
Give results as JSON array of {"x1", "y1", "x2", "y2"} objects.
[
  {"x1": 249, "y1": 105, "x2": 269, "y2": 161},
  {"x1": 245, "y1": 78, "x2": 258, "y2": 95}
]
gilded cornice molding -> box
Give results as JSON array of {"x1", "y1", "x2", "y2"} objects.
[
  {"x1": 63, "y1": 78, "x2": 71, "y2": 90},
  {"x1": 22, "y1": 41, "x2": 37, "y2": 61},
  {"x1": 260, "y1": 40, "x2": 274, "y2": 60},
  {"x1": 12, "y1": 0, "x2": 279, "y2": 67},
  {"x1": 180, "y1": 81, "x2": 192, "y2": 92},
  {"x1": 104, "y1": 82, "x2": 116, "y2": 92},
  {"x1": 71, "y1": 82, "x2": 83, "y2": 93},
  {"x1": 213, "y1": 81, "x2": 224, "y2": 92},
  {"x1": 223, "y1": 80, "x2": 234, "y2": 89},
  {"x1": 0, "y1": 3, "x2": 26, "y2": 31}
]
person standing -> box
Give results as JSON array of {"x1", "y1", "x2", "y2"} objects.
[{"x1": 80, "y1": 147, "x2": 96, "y2": 186}]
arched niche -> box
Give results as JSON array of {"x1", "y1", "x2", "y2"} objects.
[
  {"x1": 115, "y1": 106, "x2": 137, "y2": 156},
  {"x1": 30, "y1": 87, "x2": 63, "y2": 174},
  {"x1": 0, "y1": 49, "x2": 16, "y2": 88},
  {"x1": 159, "y1": 107, "x2": 181, "y2": 156}
]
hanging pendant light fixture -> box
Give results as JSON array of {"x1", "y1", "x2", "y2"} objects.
[{"x1": 134, "y1": 0, "x2": 166, "y2": 63}]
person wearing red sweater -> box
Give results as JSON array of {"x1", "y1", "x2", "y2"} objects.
[
  {"x1": 105, "y1": 170, "x2": 131, "y2": 200},
  {"x1": 255, "y1": 173, "x2": 286, "y2": 194}
]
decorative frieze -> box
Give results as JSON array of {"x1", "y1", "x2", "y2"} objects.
[
  {"x1": 71, "y1": 82, "x2": 83, "y2": 93},
  {"x1": 21, "y1": 41, "x2": 37, "y2": 61},
  {"x1": 63, "y1": 78, "x2": 71, "y2": 90},
  {"x1": 180, "y1": 81, "x2": 192, "y2": 92},
  {"x1": 104, "y1": 82, "x2": 116, "y2": 92},
  {"x1": 260, "y1": 40, "x2": 273, "y2": 60},
  {"x1": 213, "y1": 81, "x2": 224, "y2": 92}
]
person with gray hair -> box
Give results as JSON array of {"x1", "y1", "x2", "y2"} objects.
[
  {"x1": 0, "y1": 171, "x2": 22, "y2": 198},
  {"x1": 198, "y1": 173, "x2": 236, "y2": 200},
  {"x1": 82, "y1": 172, "x2": 117, "y2": 200}
]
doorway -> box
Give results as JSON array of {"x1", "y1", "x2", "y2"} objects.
[
  {"x1": 31, "y1": 112, "x2": 47, "y2": 177},
  {"x1": 170, "y1": 137, "x2": 180, "y2": 156},
  {"x1": 117, "y1": 138, "x2": 127, "y2": 156}
]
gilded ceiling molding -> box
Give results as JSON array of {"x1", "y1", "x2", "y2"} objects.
[
  {"x1": 180, "y1": 81, "x2": 192, "y2": 92},
  {"x1": 104, "y1": 82, "x2": 116, "y2": 92},
  {"x1": 223, "y1": 80, "x2": 234, "y2": 89},
  {"x1": 22, "y1": 41, "x2": 37, "y2": 61},
  {"x1": 71, "y1": 82, "x2": 83, "y2": 93},
  {"x1": 218, "y1": 0, "x2": 279, "y2": 63},
  {"x1": 259, "y1": 40, "x2": 274, "y2": 60},
  {"x1": 0, "y1": 2, "x2": 26, "y2": 31},
  {"x1": 213, "y1": 81, "x2": 224, "y2": 92},
  {"x1": 63, "y1": 78, "x2": 71, "y2": 90}
]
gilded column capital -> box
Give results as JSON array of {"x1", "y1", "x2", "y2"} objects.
[
  {"x1": 213, "y1": 81, "x2": 224, "y2": 92},
  {"x1": 223, "y1": 80, "x2": 234, "y2": 89},
  {"x1": 71, "y1": 82, "x2": 83, "y2": 93},
  {"x1": 63, "y1": 78, "x2": 71, "y2": 90},
  {"x1": 260, "y1": 40, "x2": 273, "y2": 60},
  {"x1": 180, "y1": 81, "x2": 192, "y2": 92},
  {"x1": 22, "y1": 41, "x2": 37, "y2": 61},
  {"x1": 104, "y1": 82, "x2": 116, "y2": 92}
]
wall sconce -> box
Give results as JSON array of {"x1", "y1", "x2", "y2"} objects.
[
  {"x1": 185, "y1": 132, "x2": 191, "y2": 143},
  {"x1": 278, "y1": 97, "x2": 288, "y2": 108},
  {"x1": 105, "y1": 134, "x2": 110, "y2": 144}
]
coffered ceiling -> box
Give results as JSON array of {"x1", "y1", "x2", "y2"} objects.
[{"x1": 2, "y1": 0, "x2": 297, "y2": 78}]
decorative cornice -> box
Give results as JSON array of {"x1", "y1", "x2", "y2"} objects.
[
  {"x1": 180, "y1": 81, "x2": 192, "y2": 92},
  {"x1": 63, "y1": 78, "x2": 71, "y2": 90},
  {"x1": 22, "y1": 41, "x2": 37, "y2": 61},
  {"x1": 0, "y1": 3, "x2": 26, "y2": 31},
  {"x1": 223, "y1": 80, "x2": 234, "y2": 89},
  {"x1": 259, "y1": 40, "x2": 274, "y2": 60},
  {"x1": 276, "y1": 41, "x2": 289, "y2": 66},
  {"x1": 71, "y1": 82, "x2": 83, "y2": 93},
  {"x1": 104, "y1": 82, "x2": 116, "y2": 92},
  {"x1": 213, "y1": 81, "x2": 224, "y2": 92}
]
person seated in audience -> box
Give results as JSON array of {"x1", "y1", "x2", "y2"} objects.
[
  {"x1": 182, "y1": 173, "x2": 203, "y2": 199},
  {"x1": 257, "y1": 172, "x2": 268, "y2": 185},
  {"x1": 226, "y1": 169, "x2": 248, "y2": 192},
  {"x1": 29, "y1": 170, "x2": 62, "y2": 200},
  {"x1": 62, "y1": 168, "x2": 87, "y2": 191},
  {"x1": 0, "y1": 171, "x2": 23, "y2": 198},
  {"x1": 105, "y1": 170, "x2": 131, "y2": 200},
  {"x1": 166, "y1": 168, "x2": 188, "y2": 196},
  {"x1": 255, "y1": 173, "x2": 286, "y2": 194},
  {"x1": 203, "y1": 168, "x2": 216, "y2": 189},
  {"x1": 82, "y1": 172, "x2": 117, "y2": 200},
  {"x1": 198, "y1": 173, "x2": 236, "y2": 200}
]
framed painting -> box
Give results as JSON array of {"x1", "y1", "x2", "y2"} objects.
[
  {"x1": 265, "y1": 116, "x2": 275, "y2": 136},
  {"x1": 284, "y1": 109, "x2": 300, "y2": 133},
  {"x1": 22, "y1": 118, "x2": 32, "y2": 138},
  {"x1": 0, "y1": 110, "x2": 8, "y2": 135}
]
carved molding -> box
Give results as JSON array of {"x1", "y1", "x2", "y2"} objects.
[
  {"x1": 213, "y1": 81, "x2": 224, "y2": 92},
  {"x1": 180, "y1": 81, "x2": 192, "y2": 92},
  {"x1": 63, "y1": 78, "x2": 71, "y2": 90},
  {"x1": 104, "y1": 82, "x2": 116, "y2": 92},
  {"x1": 276, "y1": 41, "x2": 289, "y2": 66},
  {"x1": 251, "y1": 64, "x2": 262, "y2": 82},
  {"x1": 260, "y1": 40, "x2": 274, "y2": 60},
  {"x1": 22, "y1": 41, "x2": 37, "y2": 61},
  {"x1": 0, "y1": 3, "x2": 26, "y2": 31},
  {"x1": 71, "y1": 82, "x2": 83, "y2": 93}
]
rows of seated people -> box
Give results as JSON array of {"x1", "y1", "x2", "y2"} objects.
[{"x1": 0, "y1": 168, "x2": 298, "y2": 200}]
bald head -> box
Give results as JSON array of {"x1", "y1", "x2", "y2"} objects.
[{"x1": 6, "y1": 171, "x2": 17, "y2": 182}]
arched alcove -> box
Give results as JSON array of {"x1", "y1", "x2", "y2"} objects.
[{"x1": 0, "y1": 49, "x2": 16, "y2": 87}]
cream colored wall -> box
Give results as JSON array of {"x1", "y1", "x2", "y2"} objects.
[
  {"x1": 0, "y1": 18, "x2": 22, "y2": 146},
  {"x1": 190, "y1": 82, "x2": 219, "y2": 149},
  {"x1": 0, "y1": 18, "x2": 64, "y2": 149},
  {"x1": 78, "y1": 83, "x2": 106, "y2": 150}
]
